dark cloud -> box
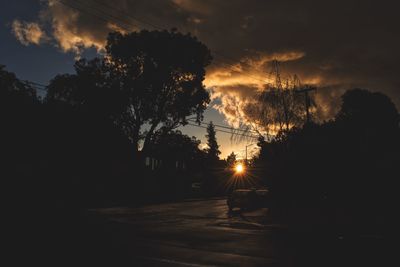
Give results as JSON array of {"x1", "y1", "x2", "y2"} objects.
[{"x1": 12, "y1": 0, "x2": 400, "y2": 124}]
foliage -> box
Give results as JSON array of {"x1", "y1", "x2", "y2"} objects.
[
  {"x1": 0, "y1": 65, "x2": 40, "y2": 165},
  {"x1": 255, "y1": 84, "x2": 306, "y2": 134},
  {"x1": 226, "y1": 152, "x2": 237, "y2": 167},
  {"x1": 238, "y1": 63, "x2": 314, "y2": 139},
  {"x1": 255, "y1": 88, "x2": 399, "y2": 229},
  {"x1": 46, "y1": 30, "x2": 212, "y2": 151},
  {"x1": 205, "y1": 121, "x2": 221, "y2": 161},
  {"x1": 336, "y1": 88, "x2": 399, "y2": 131},
  {"x1": 149, "y1": 130, "x2": 206, "y2": 171},
  {"x1": 107, "y1": 30, "x2": 212, "y2": 151},
  {"x1": 0, "y1": 65, "x2": 38, "y2": 105}
]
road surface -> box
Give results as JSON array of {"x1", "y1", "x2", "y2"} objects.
[
  {"x1": 88, "y1": 198, "x2": 288, "y2": 266},
  {"x1": 84, "y1": 198, "x2": 387, "y2": 267}
]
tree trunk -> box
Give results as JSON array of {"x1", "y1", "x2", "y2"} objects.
[{"x1": 141, "y1": 122, "x2": 159, "y2": 154}]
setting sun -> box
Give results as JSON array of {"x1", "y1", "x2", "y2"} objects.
[{"x1": 235, "y1": 163, "x2": 244, "y2": 173}]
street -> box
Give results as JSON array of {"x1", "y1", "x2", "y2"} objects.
[
  {"x1": 90, "y1": 198, "x2": 286, "y2": 266},
  {"x1": 85, "y1": 198, "x2": 387, "y2": 267}
]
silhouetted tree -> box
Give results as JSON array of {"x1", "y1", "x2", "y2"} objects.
[
  {"x1": 0, "y1": 65, "x2": 39, "y2": 166},
  {"x1": 205, "y1": 121, "x2": 221, "y2": 162},
  {"x1": 255, "y1": 84, "x2": 305, "y2": 134},
  {"x1": 46, "y1": 30, "x2": 212, "y2": 153},
  {"x1": 149, "y1": 130, "x2": 205, "y2": 171},
  {"x1": 336, "y1": 88, "x2": 399, "y2": 131},
  {"x1": 143, "y1": 130, "x2": 207, "y2": 200},
  {"x1": 0, "y1": 65, "x2": 37, "y2": 106},
  {"x1": 107, "y1": 30, "x2": 212, "y2": 152},
  {"x1": 226, "y1": 152, "x2": 237, "y2": 167},
  {"x1": 238, "y1": 63, "x2": 312, "y2": 138},
  {"x1": 255, "y1": 88, "x2": 399, "y2": 232}
]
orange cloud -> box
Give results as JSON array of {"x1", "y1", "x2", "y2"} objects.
[
  {"x1": 204, "y1": 51, "x2": 312, "y2": 132},
  {"x1": 12, "y1": 20, "x2": 47, "y2": 46},
  {"x1": 11, "y1": 0, "x2": 398, "y2": 128},
  {"x1": 46, "y1": 0, "x2": 106, "y2": 55}
]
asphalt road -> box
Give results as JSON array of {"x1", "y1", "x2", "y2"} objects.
[
  {"x1": 89, "y1": 198, "x2": 287, "y2": 266},
  {"x1": 85, "y1": 198, "x2": 387, "y2": 267}
]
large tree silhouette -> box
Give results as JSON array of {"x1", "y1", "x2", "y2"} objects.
[
  {"x1": 108, "y1": 30, "x2": 212, "y2": 152},
  {"x1": 46, "y1": 30, "x2": 212, "y2": 153},
  {"x1": 336, "y1": 88, "x2": 399, "y2": 131}
]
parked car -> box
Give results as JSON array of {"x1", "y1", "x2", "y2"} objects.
[{"x1": 227, "y1": 188, "x2": 269, "y2": 211}]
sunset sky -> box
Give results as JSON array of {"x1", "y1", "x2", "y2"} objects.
[{"x1": 1, "y1": 0, "x2": 399, "y2": 158}]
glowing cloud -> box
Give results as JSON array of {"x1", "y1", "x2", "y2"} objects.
[
  {"x1": 12, "y1": 20, "x2": 47, "y2": 46},
  {"x1": 204, "y1": 51, "x2": 309, "y2": 131},
  {"x1": 9, "y1": 0, "x2": 400, "y2": 125}
]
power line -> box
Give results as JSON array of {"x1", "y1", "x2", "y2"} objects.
[
  {"x1": 22, "y1": 80, "x2": 47, "y2": 88},
  {"x1": 21, "y1": 80, "x2": 47, "y2": 91},
  {"x1": 187, "y1": 119, "x2": 273, "y2": 140},
  {"x1": 186, "y1": 118, "x2": 260, "y2": 135},
  {"x1": 186, "y1": 122, "x2": 259, "y2": 140}
]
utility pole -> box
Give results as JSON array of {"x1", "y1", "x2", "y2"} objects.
[{"x1": 295, "y1": 86, "x2": 316, "y2": 124}]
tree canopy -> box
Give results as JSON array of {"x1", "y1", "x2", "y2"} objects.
[
  {"x1": 0, "y1": 65, "x2": 37, "y2": 106},
  {"x1": 46, "y1": 30, "x2": 212, "y2": 152},
  {"x1": 336, "y1": 88, "x2": 399, "y2": 131},
  {"x1": 240, "y1": 63, "x2": 314, "y2": 138},
  {"x1": 226, "y1": 152, "x2": 237, "y2": 167},
  {"x1": 149, "y1": 130, "x2": 206, "y2": 170},
  {"x1": 255, "y1": 88, "x2": 400, "y2": 227}
]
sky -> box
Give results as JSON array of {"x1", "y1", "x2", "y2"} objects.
[{"x1": 1, "y1": 0, "x2": 399, "y2": 158}]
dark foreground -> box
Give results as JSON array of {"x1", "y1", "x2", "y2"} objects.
[
  {"x1": 79, "y1": 199, "x2": 386, "y2": 267},
  {"x1": 12, "y1": 198, "x2": 388, "y2": 266},
  {"x1": 91, "y1": 198, "x2": 281, "y2": 266}
]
